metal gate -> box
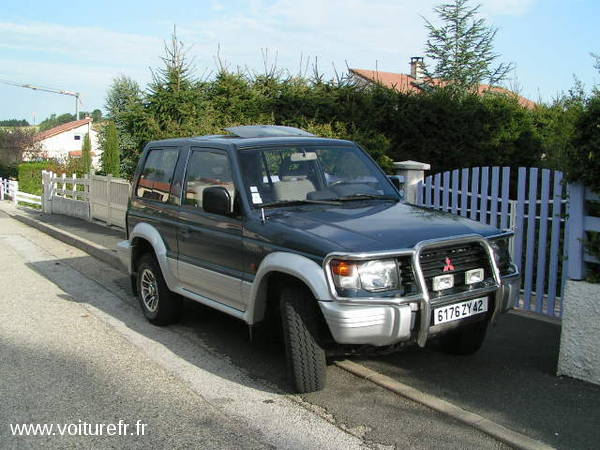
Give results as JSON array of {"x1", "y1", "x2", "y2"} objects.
[{"x1": 416, "y1": 167, "x2": 569, "y2": 318}]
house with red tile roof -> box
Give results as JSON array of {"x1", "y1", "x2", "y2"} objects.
[
  {"x1": 350, "y1": 57, "x2": 536, "y2": 109},
  {"x1": 33, "y1": 117, "x2": 101, "y2": 165}
]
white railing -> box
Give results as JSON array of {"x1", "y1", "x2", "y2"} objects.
[{"x1": 0, "y1": 177, "x2": 42, "y2": 206}]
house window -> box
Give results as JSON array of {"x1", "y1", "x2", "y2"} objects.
[{"x1": 74, "y1": 135, "x2": 81, "y2": 141}]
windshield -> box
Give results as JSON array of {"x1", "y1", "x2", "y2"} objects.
[{"x1": 238, "y1": 145, "x2": 399, "y2": 208}]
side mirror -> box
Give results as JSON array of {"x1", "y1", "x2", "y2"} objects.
[{"x1": 203, "y1": 186, "x2": 231, "y2": 216}]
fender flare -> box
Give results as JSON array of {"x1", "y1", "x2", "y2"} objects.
[
  {"x1": 246, "y1": 251, "x2": 333, "y2": 324},
  {"x1": 130, "y1": 222, "x2": 178, "y2": 290}
]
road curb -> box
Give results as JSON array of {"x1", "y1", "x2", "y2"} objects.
[
  {"x1": 334, "y1": 359, "x2": 554, "y2": 450},
  {"x1": 8, "y1": 210, "x2": 126, "y2": 271}
]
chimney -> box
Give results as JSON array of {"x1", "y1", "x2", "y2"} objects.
[{"x1": 410, "y1": 57, "x2": 425, "y2": 80}]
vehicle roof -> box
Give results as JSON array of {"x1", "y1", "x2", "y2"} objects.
[{"x1": 145, "y1": 135, "x2": 356, "y2": 150}]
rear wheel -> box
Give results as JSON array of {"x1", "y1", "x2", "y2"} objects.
[
  {"x1": 438, "y1": 319, "x2": 488, "y2": 355},
  {"x1": 280, "y1": 286, "x2": 327, "y2": 393},
  {"x1": 136, "y1": 253, "x2": 182, "y2": 326}
]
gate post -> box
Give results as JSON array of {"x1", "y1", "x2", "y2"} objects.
[
  {"x1": 566, "y1": 181, "x2": 586, "y2": 280},
  {"x1": 9, "y1": 180, "x2": 18, "y2": 205},
  {"x1": 393, "y1": 160, "x2": 431, "y2": 204}
]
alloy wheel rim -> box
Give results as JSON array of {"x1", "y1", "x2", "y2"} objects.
[{"x1": 141, "y1": 268, "x2": 159, "y2": 312}]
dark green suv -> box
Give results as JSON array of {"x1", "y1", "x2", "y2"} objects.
[{"x1": 118, "y1": 125, "x2": 520, "y2": 393}]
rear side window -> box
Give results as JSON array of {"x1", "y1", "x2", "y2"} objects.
[
  {"x1": 136, "y1": 149, "x2": 179, "y2": 202},
  {"x1": 183, "y1": 150, "x2": 234, "y2": 210}
]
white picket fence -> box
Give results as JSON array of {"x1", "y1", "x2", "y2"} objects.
[
  {"x1": 0, "y1": 177, "x2": 42, "y2": 206},
  {"x1": 41, "y1": 171, "x2": 131, "y2": 228},
  {"x1": 88, "y1": 174, "x2": 131, "y2": 227}
]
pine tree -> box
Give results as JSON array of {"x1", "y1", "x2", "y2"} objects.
[
  {"x1": 82, "y1": 133, "x2": 92, "y2": 174},
  {"x1": 423, "y1": 0, "x2": 513, "y2": 91},
  {"x1": 101, "y1": 121, "x2": 120, "y2": 177}
]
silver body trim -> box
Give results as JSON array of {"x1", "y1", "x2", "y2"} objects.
[
  {"x1": 116, "y1": 240, "x2": 132, "y2": 273},
  {"x1": 129, "y1": 222, "x2": 178, "y2": 289},
  {"x1": 319, "y1": 302, "x2": 413, "y2": 346},
  {"x1": 246, "y1": 251, "x2": 332, "y2": 325},
  {"x1": 178, "y1": 260, "x2": 245, "y2": 311}
]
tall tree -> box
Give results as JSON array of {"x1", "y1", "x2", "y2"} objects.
[
  {"x1": 81, "y1": 133, "x2": 92, "y2": 174},
  {"x1": 104, "y1": 75, "x2": 143, "y2": 179},
  {"x1": 145, "y1": 26, "x2": 205, "y2": 135},
  {"x1": 105, "y1": 76, "x2": 143, "y2": 119},
  {"x1": 100, "y1": 121, "x2": 120, "y2": 176},
  {"x1": 423, "y1": 0, "x2": 513, "y2": 91}
]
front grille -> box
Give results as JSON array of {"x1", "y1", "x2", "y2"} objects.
[{"x1": 419, "y1": 242, "x2": 493, "y2": 296}]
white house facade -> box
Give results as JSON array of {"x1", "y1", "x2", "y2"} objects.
[{"x1": 34, "y1": 118, "x2": 101, "y2": 166}]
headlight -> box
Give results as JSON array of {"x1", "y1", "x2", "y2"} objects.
[{"x1": 330, "y1": 258, "x2": 400, "y2": 292}]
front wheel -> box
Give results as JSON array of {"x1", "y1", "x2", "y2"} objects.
[
  {"x1": 280, "y1": 286, "x2": 327, "y2": 393},
  {"x1": 136, "y1": 253, "x2": 182, "y2": 326},
  {"x1": 438, "y1": 319, "x2": 488, "y2": 355}
]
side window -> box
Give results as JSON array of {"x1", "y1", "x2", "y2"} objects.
[
  {"x1": 183, "y1": 150, "x2": 234, "y2": 210},
  {"x1": 136, "y1": 149, "x2": 179, "y2": 203}
]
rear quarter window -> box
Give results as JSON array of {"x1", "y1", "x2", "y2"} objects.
[{"x1": 136, "y1": 148, "x2": 179, "y2": 203}]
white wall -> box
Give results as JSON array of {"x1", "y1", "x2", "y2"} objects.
[
  {"x1": 558, "y1": 280, "x2": 600, "y2": 386},
  {"x1": 39, "y1": 122, "x2": 101, "y2": 167}
]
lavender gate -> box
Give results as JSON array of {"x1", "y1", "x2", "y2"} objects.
[{"x1": 415, "y1": 167, "x2": 571, "y2": 318}]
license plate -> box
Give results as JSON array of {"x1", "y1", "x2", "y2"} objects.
[{"x1": 433, "y1": 297, "x2": 488, "y2": 325}]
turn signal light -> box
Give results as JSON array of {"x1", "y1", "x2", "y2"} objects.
[{"x1": 330, "y1": 260, "x2": 356, "y2": 277}]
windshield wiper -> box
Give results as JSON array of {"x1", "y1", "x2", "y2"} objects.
[
  {"x1": 260, "y1": 199, "x2": 342, "y2": 209},
  {"x1": 335, "y1": 193, "x2": 400, "y2": 202}
]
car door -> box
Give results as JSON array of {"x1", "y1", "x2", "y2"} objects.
[
  {"x1": 130, "y1": 146, "x2": 182, "y2": 275},
  {"x1": 176, "y1": 147, "x2": 245, "y2": 311}
]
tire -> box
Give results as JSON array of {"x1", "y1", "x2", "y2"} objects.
[
  {"x1": 280, "y1": 286, "x2": 327, "y2": 393},
  {"x1": 438, "y1": 319, "x2": 488, "y2": 355},
  {"x1": 136, "y1": 253, "x2": 182, "y2": 326}
]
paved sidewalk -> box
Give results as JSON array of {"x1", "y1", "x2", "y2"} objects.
[{"x1": 2, "y1": 203, "x2": 599, "y2": 449}]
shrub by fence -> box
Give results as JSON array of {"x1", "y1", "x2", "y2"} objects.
[{"x1": 18, "y1": 161, "x2": 59, "y2": 196}]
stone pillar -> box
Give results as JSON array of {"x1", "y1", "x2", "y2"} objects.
[{"x1": 393, "y1": 160, "x2": 431, "y2": 204}]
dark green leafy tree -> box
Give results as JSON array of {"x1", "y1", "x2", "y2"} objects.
[
  {"x1": 105, "y1": 75, "x2": 143, "y2": 178},
  {"x1": 423, "y1": 0, "x2": 513, "y2": 91},
  {"x1": 100, "y1": 121, "x2": 120, "y2": 176},
  {"x1": 81, "y1": 133, "x2": 92, "y2": 174}
]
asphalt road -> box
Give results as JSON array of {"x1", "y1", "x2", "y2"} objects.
[{"x1": 0, "y1": 211, "x2": 508, "y2": 449}]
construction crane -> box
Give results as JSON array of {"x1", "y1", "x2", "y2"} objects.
[{"x1": 0, "y1": 78, "x2": 82, "y2": 121}]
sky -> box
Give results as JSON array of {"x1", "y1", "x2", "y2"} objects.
[{"x1": 0, "y1": 0, "x2": 599, "y2": 123}]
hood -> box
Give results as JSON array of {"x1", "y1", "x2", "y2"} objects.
[{"x1": 263, "y1": 200, "x2": 501, "y2": 256}]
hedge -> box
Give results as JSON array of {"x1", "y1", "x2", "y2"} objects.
[
  {"x1": 17, "y1": 161, "x2": 59, "y2": 195},
  {"x1": 0, "y1": 163, "x2": 18, "y2": 179}
]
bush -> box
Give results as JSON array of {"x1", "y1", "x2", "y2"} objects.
[
  {"x1": 17, "y1": 161, "x2": 59, "y2": 195},
  {"x1": 564, "y1": 93, "x2": 600, "y2": 192},
  {"x1": 559, "y1": 90, "x2": 600, "y2": 281},
  {"x1": 0, "y1": 163, "x2": 18, "y2": 179}
]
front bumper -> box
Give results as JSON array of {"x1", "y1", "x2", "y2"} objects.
[{"x1": 319, "y1": 271, "x2": 520, "y2": 347}]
